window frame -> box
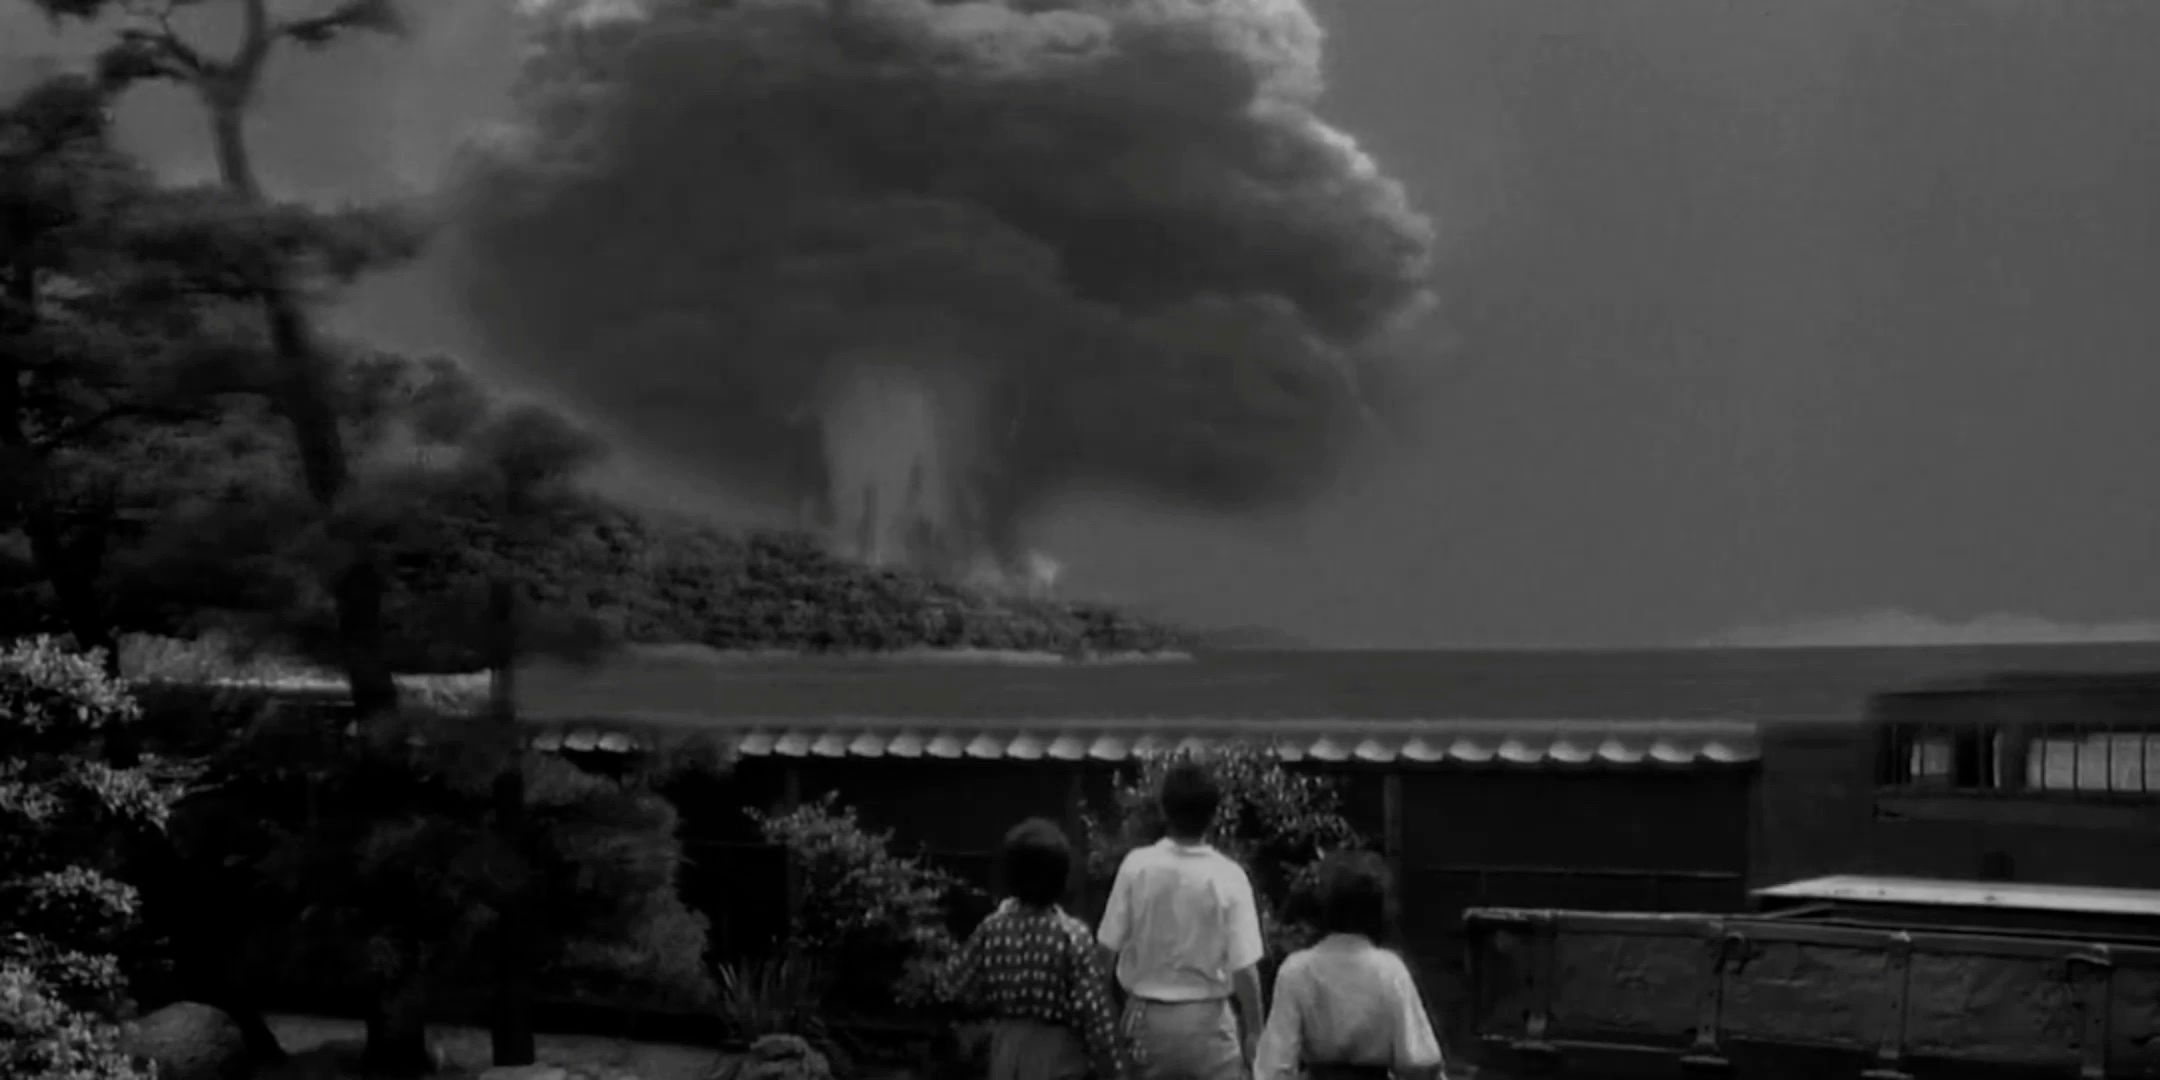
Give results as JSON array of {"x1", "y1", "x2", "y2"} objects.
[{"x1": 1875, "y1": 720, "x2": 2160, "y2": 805}]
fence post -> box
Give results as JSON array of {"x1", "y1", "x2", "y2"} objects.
[
  {"x1": 782, "y1": 763, "x2": 803, "y2": 940},
  {"x1": 1383, "y1": 769, "x2": 1406, "y2": 932},
  {"x1": 1065, "y1": 762, "x2": 1089, "y2": 911},
  {"x1": 1862, "y1": 932, "x2": 1916, "y2": 1080}
]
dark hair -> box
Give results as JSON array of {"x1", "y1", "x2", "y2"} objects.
[
  {"x1": 1002, "y1": 818, "x2": 1074, "y2": 907},
  {"x1": 1158, "y1": 759, "x2": 1222, "y2": 840},
  {"x1": 1315, "y1": 850, "x2": 1392, "y2": 941}
]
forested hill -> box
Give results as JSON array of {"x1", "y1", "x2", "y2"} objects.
[{"x1": 374, "y1": 501, "x2": 1193, "y2": 671}]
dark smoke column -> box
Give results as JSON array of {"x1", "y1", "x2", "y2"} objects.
[{"x1": 448, "y1": 0, "x2": 1434, "y2": 583}]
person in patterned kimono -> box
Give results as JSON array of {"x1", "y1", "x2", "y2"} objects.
[{"x1": 953, "y1": 818, "x2": 1139, "y2": 1080}]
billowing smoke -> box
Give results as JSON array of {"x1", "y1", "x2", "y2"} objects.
[{"x1": 445, "y1": 0, "x2": 1434, "y2": 578}]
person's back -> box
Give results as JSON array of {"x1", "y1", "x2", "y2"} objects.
[
  {"x1": 1102, "y1": 839, "x2": 1254, "y2": 1000},
  {"x1": 956, "y1": 819, "x2": 1135, "y2": 1080},
  {"x1": 1097, "y1": 761, "x2": 1265, "y2": 1080},
  {"x1": 1252, "y1": 853, "x2": 1445, "y2": 1080}
]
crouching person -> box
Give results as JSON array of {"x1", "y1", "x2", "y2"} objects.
[
  {"x1": 953, "y1": 818, "x2": 1138, "y2": 1080},
  {"x1": 1253, "y1": 852, "x2": 1446, "y2": 1080}
]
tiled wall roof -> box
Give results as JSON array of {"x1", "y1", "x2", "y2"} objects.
[{"x1": 529, "y1": 716, "x2": 1760, "y2": 767}]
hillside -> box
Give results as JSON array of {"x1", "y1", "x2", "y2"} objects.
[
  {"x1": 7, "y1": 486, "x2": 1192, "y2": 673},
  {"x1": 609, "y1": 521, "x2": 1190, "y2": 658},
  {"x1": 372, "y1": 501, "x2": 1192, "y2": 672}
]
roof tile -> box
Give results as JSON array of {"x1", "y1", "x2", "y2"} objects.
[
  {"x1": 527, "y1": 717, "x2": 1763, "y2": 768},
  {"x1": 1047, "y1": 734, "x2": 1090, "y2": 761}
]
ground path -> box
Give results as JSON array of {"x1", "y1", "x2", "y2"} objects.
[{"x1": 265, "y1": 1015, "x2": 724, "y2": 1080}]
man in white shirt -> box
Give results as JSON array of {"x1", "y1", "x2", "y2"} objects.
[{"x1": 1097, "y1": 760, "x2": 1266, "y2": 1080}]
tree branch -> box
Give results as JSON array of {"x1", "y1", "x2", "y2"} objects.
[
  {"x1": 279, "y1": 0, "x2": 405, "y2": 49},
  {"x1": 154, "y1": 2, "x2": 210, "y2": 73},
  {"x1": 98, "y1": 1, "x2": 219, "y2": 89},
  {"x1": 230, "y1": 0, "x2": 277, "y2": 95}
]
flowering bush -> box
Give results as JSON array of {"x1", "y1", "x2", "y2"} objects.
[
  {"x1": 749, "y1": 795, "x2": 983, "y2": 1014},
  {"x1": 0, "y1": 964, "x2": 154, "y2": 1080},
  {"x1": 0, "y1": 637, "x2": 175, "y2": 1080},
  {"x1": 1084, "y1": 746, "x2": 1364, "y2": 958}
]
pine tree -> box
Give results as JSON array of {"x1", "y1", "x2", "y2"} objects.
[
  {"x1": 0, "y1": 69, "x2": 410, "y2": 677},
  {"x1": 31, "y1": 0, "x2": 422, "y2": 716}
]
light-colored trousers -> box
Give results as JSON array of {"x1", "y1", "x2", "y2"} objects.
[
  {"x1": 1123, "y1": 998, "x2": 1246, "y2": 1080},
  {"x1": 986, "y1": 1019, "x2": 1091, "y2": 1080}
]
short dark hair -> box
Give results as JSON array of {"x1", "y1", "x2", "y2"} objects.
[
  {"x1": 1315, "y1": 850, "x2": 1392, "y2": 941},
  {"x1": 1002, "y1": 818, "x2": 1074, "y2": 907},
  {"x1": 1158, "y1": 759, "x2": 1222, "y2": 839}
]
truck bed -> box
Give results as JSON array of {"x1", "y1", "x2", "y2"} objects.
[{"x1": 1462, "y1": 905, "x2": 2160, "y2": 1079}]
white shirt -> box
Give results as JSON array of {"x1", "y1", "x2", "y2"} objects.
[
  {"x1": 1096, "y1": 838, "x2": 1266, "y2": 1001},
  {"x1": 1253, "y1": 934, "x2": 1445, "y2": 1079}
]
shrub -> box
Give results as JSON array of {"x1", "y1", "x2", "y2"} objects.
[
  {"x1": 748, "y1": 795, "x2": 983, "y2": 1015},
  {"x1": 714, "y1": 953, "x2": 826, "y2": 1043},
  {"x1": 0, "y1": 636, "x2": 175, "y2": 1080},
  {"x1": 155, "y1": 705, "x2": 718, "y2": 1043},
  {"x1": 0, "y1": 964, "x2": 155, "y2": 1080},
  {"x1": 1084, "y1": 746, "x2": 1364, "y2": 958}
]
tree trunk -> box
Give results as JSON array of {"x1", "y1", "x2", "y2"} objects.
[
  {"x1": 210, "y1": 995, "x2": 288, "y2": 1065},
  {"x1": 209, "y1": 101, "x2": 261, "y2": 201},
  {"x1": 488, "y1": 578, "x2": 537, "y2": 1066},
  {"x1": 490, "y1": 761, "x2": 536, "y2": 1067},
  {"x1": 201, "y1": 95, "x2": 398, "y2": 718},
  {"x1": 362, "y1": 983, "x2": 434, "y2": 1077}
]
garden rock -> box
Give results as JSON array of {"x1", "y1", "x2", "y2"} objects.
[
  {"x1": 119, "y1": 1002, "x2": 250, "y2": 1080},
  {"x1": 709, "y1": 1034, "x2": 833, "y2": 1080}
]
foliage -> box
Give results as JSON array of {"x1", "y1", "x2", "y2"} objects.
[
  {"x1": 1084, "y1": 746, "x2": 1364, "y2": 958},
  {"x1": 541, "y1": 510, "x2": 1190, "y2": 662},
  {"x1": 0, "y1": 637, "x2": 176, "y2": 1080},
  {"x1": 35, "y1": 0, "x2": 431, "y2": 722},
  {"x1": 0, "y1": 70, "x2": 418, "y2": 671},
  {"x1": 0, "y1": 965, "x2": 154, "y2": 1080},
  {"x1": 748, "y1": 795, "x2": 981, "y2": 1016},
  {"x1": 714, "y1": 953, "x2": 827, "y2": 1043},
  {"x1": 281, "y1": 354, "x2": 617, "y2": 674},
  {"x1": 150, "y1": 705, "x2": 718, "y2": 1024},
  {"x1": 0, "y1": 73, "x2": 244, "y2": 660},
  {"x1": 65, "y1": 339, "x2": 626, "y2": 682},
  {"x1": 204, "y1": 483, "x2": 1190, "y2": 671}
]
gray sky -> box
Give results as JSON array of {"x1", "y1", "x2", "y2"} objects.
[{"x1": 8, "y1": 0, "x2": 2160, "y2": 647}]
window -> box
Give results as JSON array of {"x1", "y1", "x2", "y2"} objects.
[
  {"x1": 2024, "y1": 729, "x2": 2160, "y2": 795},
  {"x1": 1878, "y1": 725, "x2": 1994, "y2": 789},
  {"x1": 1878, "y1": 723, "x2": 2160, "y2": 798}
]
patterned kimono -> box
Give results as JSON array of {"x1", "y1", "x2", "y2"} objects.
[{"x1": 954, "y1": 899, "x2": 1140, "y2": 1080}]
